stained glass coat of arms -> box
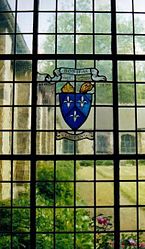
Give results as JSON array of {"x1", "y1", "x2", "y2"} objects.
[{"x1": 38, "y1": 67, "x2": 107, "y2": 141}]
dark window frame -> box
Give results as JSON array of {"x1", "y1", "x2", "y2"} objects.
[{"x1": 0, "y1": 0, "x2": 144, "y2": 248}]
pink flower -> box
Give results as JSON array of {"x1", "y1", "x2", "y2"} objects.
[
  {"x1": 96, "y1": 216, "x2": 109, "y2": 226},
  {"x1": 140, "y1": 242, "x2": 145, "y2": 248},
  {"x1": 121, "y1": 241, "x2": 125, "y2": 249},
  {"x1": 128, "y1": 238, "x2": 137, "y2": 246}
]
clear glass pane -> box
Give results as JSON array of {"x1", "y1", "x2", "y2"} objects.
[
  {"x1": 76, "y1": 13, "x2": 93, "y2": 33},
  {"x1": 116, "y1": 0, "x2": 132, "y2": 11},
  {"x1": 119, "y1": 108, "x2": 135, "y2": 130},
  {"x1": 95, "y1": 13, "x2": 111, "y2": 33},
  {"x1": 95, "y1": 0, "x2": 111, "y2": 11},
  {"x1": 76, "y1": 35, "x2": 93, "y2": 54},
  {"x1": 117, "y1": 35, "x2": 133, "y2": 54},
  {"x1": 95, "y1": 35, "x2": 111, "y2": 54},
  {"x1": 117, "y1": 14, "x2": 133, "y2": 34},
  {"x1": 134, "y1": 0, "x2": 145, "y2": 12}
]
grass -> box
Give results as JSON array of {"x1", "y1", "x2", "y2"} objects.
[{"x1": 77, "y1": 165, "x2": 145, "y2": 231}]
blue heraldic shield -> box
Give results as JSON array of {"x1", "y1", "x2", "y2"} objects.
[{"x1": 59, "y1": 93, "x2": 92, "y2": 130}]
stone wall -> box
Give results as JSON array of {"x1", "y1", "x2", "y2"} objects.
[{"x1": 0, "y1": 29, "x2": 31, "y2": 199}]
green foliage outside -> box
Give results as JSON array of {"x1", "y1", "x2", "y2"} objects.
[
  {"x1": 0, "y1": 161, "x2": 94, "y2": 249},
  {"x1": 1, "y1": 162, "x2": 145, "y2": 248},
  {"x1": 40, "y1": 4, "x2": 145, "y2": 105}
]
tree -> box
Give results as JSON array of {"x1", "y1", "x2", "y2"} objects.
[{"x1": 40, "y1": 1, "x2": 145, "y2": 105}]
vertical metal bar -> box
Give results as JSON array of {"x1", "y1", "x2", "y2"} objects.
[
  {"x1": 11, "y1": 0, "x2": 18, "y2": 247},
  {"x1": 54, "y1": 0, "x2": 58, "y2": 247},
  {"x1": 30, "y1": 0, "x2": 39, "y2": 248},
  {"x1": 132, "y1": 0, "x2": 139, "y2": 245},
  {"x1": 93, "y1": 0, "x2": 97, "y2": 247},
  {"x1": 74, "y1": 0, "x2": 77, "y2": 248},
  {"x1": 111, "y1": 0, "x2": 120, "y2": 247}
]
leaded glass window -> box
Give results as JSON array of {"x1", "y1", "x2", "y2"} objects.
[{"x1": 0, "y1": 0, "x2": 145, "y2": 248}]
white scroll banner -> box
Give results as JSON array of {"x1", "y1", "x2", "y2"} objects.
[
  {"x1": 56, "y1": 131, "x2": 94, "y2": 141},
  {"x1": 45, "y1": 67, "x2": 107, "y2": 83}
]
